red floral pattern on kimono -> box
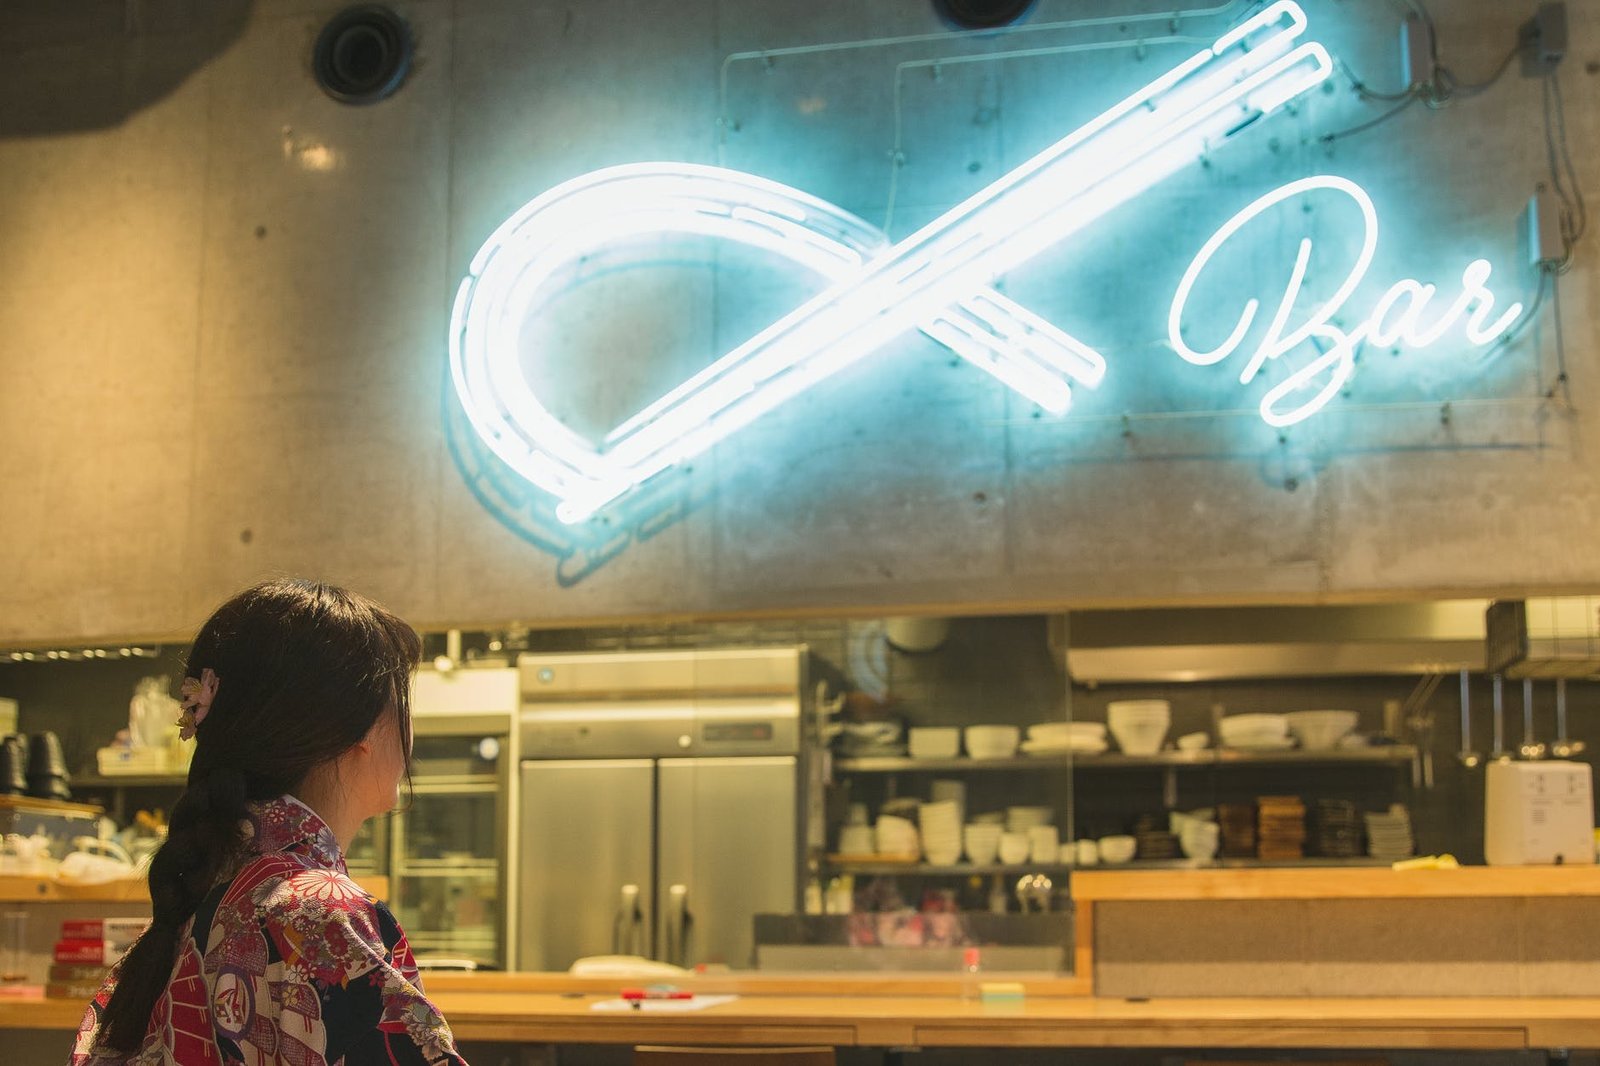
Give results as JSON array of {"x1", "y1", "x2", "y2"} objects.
[{"x1": 71, "y1": 796, "x2": 468, "y2": 1066}]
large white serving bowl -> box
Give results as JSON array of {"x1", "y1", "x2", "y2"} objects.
[
  {"x1": 964, "y1": 725, "x2": 1021, "y2": 759},
  {"x1": 1108, "y1": 701, "x2": 1170, "y2": 756},
  {"x1": 1284, "y1": 710, "x2": 1359, "y2": 750}
]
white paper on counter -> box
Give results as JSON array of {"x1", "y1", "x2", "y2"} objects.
[{"x1": 590, "y1": 994, "x2": 739, "y2": 1013}]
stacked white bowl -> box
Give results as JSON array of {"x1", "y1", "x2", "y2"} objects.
[
  {"x1": 962, "y1": 822, "x2": 1002, "y2": 865},
  {"x1": 918, "y1": 801, "x2": 963, "y2": 865},
  {"x1": 1284, "y1": 710, "x2": 1359, "y2": 750},
  {"x1": 908, "y1": 727, "x2": 960, "y2": 759},
  {"x1": 874, "y1": 814, "x2": 919, "y2": 859},
  {"x1": 1005, "y1": 805, "x2": 1054, "y2": 832},
  {"x1": 1107, "y1": 700, "x2": 1171, "y2": 756},
  {"x1": 1218, "y1": 713, "x2": 1291, "y2": 749},
  {"x1": 837, "y1": 823, "x2": 875, "y2": 857},
  {"x1": 964, "y1": 725, "x2": 1021, "y2": 759},
  {"x1": 1179, "y1": 820, "x2": 1220, "y2": 861},
  {"x1": 930, "y1": 779, "x2": 966, "y2": 826}
]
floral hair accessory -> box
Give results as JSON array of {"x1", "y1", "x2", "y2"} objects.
[{"x1": 177, "y1": 668, "x2": 220, "y2": 741}]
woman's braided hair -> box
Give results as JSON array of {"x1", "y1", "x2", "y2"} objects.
[{"x1": 99, "y1": 579, "x2": 420, "y2": 1054}]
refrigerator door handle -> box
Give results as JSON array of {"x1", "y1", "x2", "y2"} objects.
[
  {"x1": 664, "y1": 883, "x2": 690, "y2": 968},
  {"x1": 613, "y1": 883, "x2": 644, "y2": 956}
]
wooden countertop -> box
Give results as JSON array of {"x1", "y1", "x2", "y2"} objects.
[
  {"x1": 8, "y1": 989, "x2": 1600, "y2": 1050},
  {"x1": 1072, "y1": 864, "x2": 1600, "y2": 902}
]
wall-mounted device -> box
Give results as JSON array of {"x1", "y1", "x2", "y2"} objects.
[{"x1": 1484, "y1": 759, "x2": 1595, "y2": 866}]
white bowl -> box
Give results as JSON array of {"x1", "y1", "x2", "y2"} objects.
[
  {"x1": 1109, "y1": 718, "x2": 1168, "y2": 756},
  {"x1": 1098, "y1": 835, "x2": 1137, "y2": 864},
  {"x1": 1176, "y1": 731, "x2": 1210, "y2": 751},
  {"x1": 1106, "y1": 699, "x2": 1171, "y2": 719},
  {"x1": 964, "y1": 725, "x2": 1021, "y2": 760},
  {"x1": 1284, "y1": 710, "x2": 1359, "y2": 750},
  {"x1": 963, "y1": 824, "x2": 1002, "y2": 865},
  {"x1": 908, "y1": 727, "x2": 960, "y2": 759},
  {"x1": 998, "y1": 831, "x2": 1031, "y2": 865},
  {"x1": 1218, "y1": 713, "x2": 1289, "y2": 738},
  {"x1": 1108, "y1": 701, "x2": 1170, "y2": 756}
]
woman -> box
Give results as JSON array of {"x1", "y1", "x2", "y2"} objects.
[{"x1": 72, "y1": 579, "x2": 468, "y2": 1065}]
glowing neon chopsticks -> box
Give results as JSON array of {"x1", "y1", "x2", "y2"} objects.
[{"x1": 450, "y1": 1, "x2": 1333, "y2": 522}]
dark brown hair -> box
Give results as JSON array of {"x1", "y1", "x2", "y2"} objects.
[{"x1": 99, "y1": 579, "x2": 421, "y2": 1054}]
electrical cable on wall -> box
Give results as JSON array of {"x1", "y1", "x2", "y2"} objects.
[
  {"x1": 1541, "y1": 70, "x2": 1586, "y2": 271},
  {"x1": 1323, "y1": 0, "x2": 1538, "y2": 142}
]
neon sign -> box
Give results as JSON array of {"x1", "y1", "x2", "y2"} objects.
[
  {"x1": 451, "y1": 2, "x2": 1334, "y2": 523},
  {"x1": 1170, "y1": 176, "x2": 1523, "y2": 427}
]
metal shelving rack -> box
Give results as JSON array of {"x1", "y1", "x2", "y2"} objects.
[{"x1": 833, "y1": 746, "x2": 1418, "y2": 773}]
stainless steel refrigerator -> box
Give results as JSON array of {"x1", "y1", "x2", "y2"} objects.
[{"x1": 516, "y1": 647, "x2": 807, "y2": 972}]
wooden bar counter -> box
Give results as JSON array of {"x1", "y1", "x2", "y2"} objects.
[
  {"x1": 7, "y1": 982, "x2": 1600, "y2": 1051},
  {"x1": 5, "y1": 866, "x2": 1599, "y2": 1052}
]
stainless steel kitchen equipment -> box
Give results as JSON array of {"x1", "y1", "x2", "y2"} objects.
[
  {"x1": 354, "y1": 666, "x2": 518, "y2": 970},
  {"x1": 517, "y1": 647, "x2": 807, "y2": 973}
]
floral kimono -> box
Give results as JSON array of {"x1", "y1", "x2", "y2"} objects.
[{"x1": 72, "y1": 796, "x2": 467, "y2": 1065}]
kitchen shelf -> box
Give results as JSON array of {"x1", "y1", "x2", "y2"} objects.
[
  {"x1": 396, "y1": 862, "x2": 501, "y2": 877},
  {"x1": 833, "y1": 746, "x2": 1417, "y2": 773},
  {"x1": 72, "y1": 773, "x2": 187, "y2": 789},
  {"x1": 819, "y1": 857, "x2": 1395, "y2": 876}
]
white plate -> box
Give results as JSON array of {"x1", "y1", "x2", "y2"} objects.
[
  {"x1": 1020, "y1": 739, "x2": 1108, "y2": 756},
  {"x1": 1225, "y1": 737, "x2": 1296, "y2": 751}
]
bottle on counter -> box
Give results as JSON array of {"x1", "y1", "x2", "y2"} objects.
[{"x1": 960, "y1": 946, "x2": 982, "y2": 1001}]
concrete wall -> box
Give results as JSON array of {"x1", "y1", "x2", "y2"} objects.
[
  {"x1": 1095, "y1": 896, "x2": 1600, "y2": 996},
  {"x1": 3, "y1": 0, "x2": 1598, "y2": 644}
]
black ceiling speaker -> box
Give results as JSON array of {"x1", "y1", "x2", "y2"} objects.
[
  {"x1": 933, "y1": 0, "x2": 1038, "y2": 30},
  {"x1": 313, "y1": 5, "x2": 413, "y2": 105}
]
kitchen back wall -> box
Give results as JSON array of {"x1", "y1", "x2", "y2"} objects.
[{"x1": 2, "y1": 0, "x2": 1597, "y2": 644}]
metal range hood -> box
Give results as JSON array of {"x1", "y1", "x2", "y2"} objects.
[
  {"x1": 1052, "y1": 602, "x2": 1489, "y2": 684},
  {"x1": 1486, "y1": 598, "x2": 1600, "y2": 679}
]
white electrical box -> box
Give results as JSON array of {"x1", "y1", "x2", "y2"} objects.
[{"x1": 1484, "y1": 759, "x2": 1595, "y2": 866}]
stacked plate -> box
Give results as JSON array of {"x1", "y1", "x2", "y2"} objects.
[
  {"x1": 1020, "y1": 721, "x2": 1108, "y2": 756},
  {"x1": 1312, "y1": 799, "x2": 1363, "y2": 858},
  {"x1": 874, "y1": 814, "x2": 919, "y2": 859},
  {"x1": 1256, "y1": 795, "x2": 1307, "y2": 860},
  {"x1": 918, "y1": 801, "x2": 963, "y2": 865},
  {"x1": 1218, "y1": 713, "x2": 1293, "y2": 750},
  {"x1": 1217, "y1": 802, "x2": 1257, "y2": 857},
  {"x1": 1132, "y1": 814, "x2": 1179, "y2": 860},
  {"x1": 1364, "y1": 803, "x2": 1415, "y2": 861},
  {"x1": 838, "y1": 720, "x2": 906, "y2": 757}
]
